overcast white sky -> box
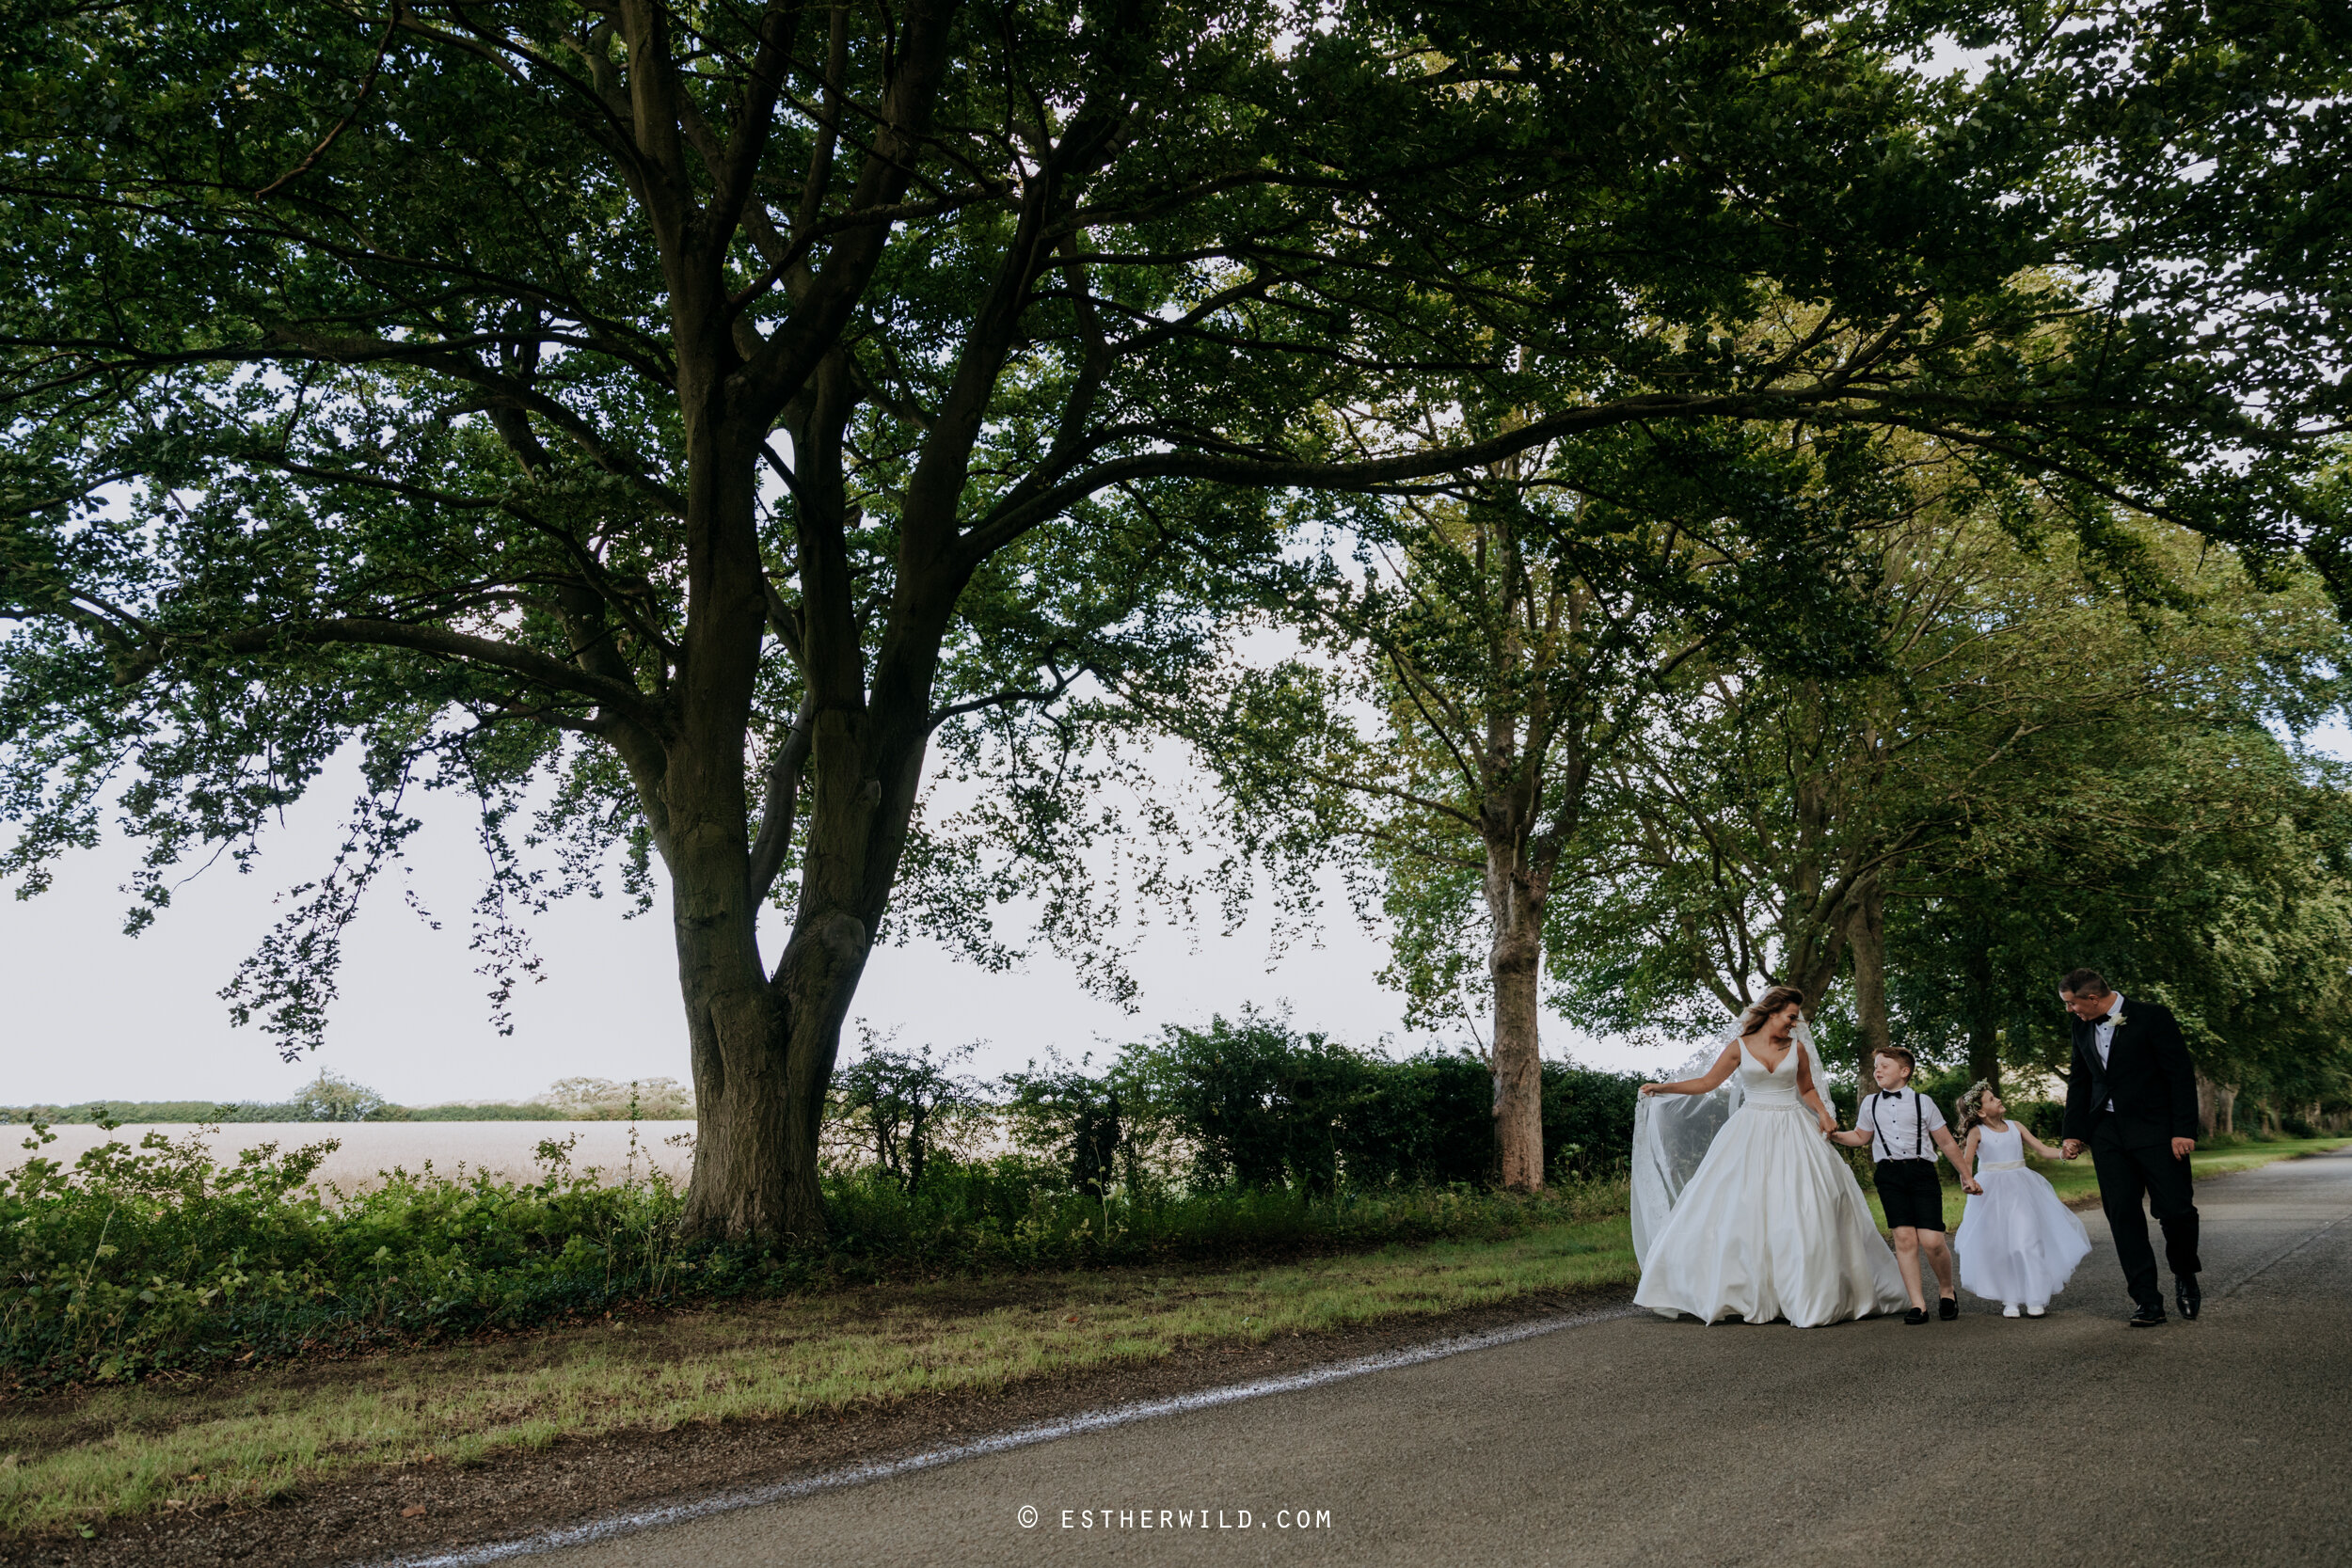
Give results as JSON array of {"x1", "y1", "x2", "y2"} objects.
[
  {"x1": 0, "y1": 743, "x2": 1653, "y2": 1106},
  {"x1": 11, "y1": 710, "x2": 2350, "y2": 1107}
]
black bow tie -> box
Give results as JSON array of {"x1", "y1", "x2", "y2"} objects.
[
  {"x1": 1883, "y1": 1089, "x2": 1902, "y2": 1100},
  {"x1": 2098, "y1": 1015, "x2": 2119, "y2": 1027}
]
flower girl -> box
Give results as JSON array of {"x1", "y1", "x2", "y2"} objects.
[{"x1": 1953, "y1": 1083, "x2": 2092, "y2": 1318}]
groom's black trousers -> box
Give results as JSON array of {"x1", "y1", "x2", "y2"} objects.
[{"x1": 2090, "y1": 1120, "x2": 2201, "y2": 1307}]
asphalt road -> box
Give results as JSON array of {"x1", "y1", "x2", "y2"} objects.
[{"x1": 534, "y1": 1148, "x2": 2352, "y2": 1568}]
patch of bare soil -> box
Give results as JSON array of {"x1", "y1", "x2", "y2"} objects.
[{"x1": 0, "y1": 1284, "x2": 1629, "y2": 1568}]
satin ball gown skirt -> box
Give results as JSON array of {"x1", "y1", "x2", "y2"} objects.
[{"x1": 1634, "y1": 1101, "x2": 1910, "y2": 1327}]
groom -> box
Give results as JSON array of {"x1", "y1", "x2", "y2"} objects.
[{"x1": 2057, "y1": 968, "x2": 2202, "y2": 1326}]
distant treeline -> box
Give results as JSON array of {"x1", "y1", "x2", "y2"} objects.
[
  {"x1": 1, "y1": 1074, "x2": 694, "y2": 1125},
  {"x1": 0, "y1": 1101, "x2": 575, "y2": 1124}
]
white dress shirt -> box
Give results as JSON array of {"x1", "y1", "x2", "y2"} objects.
[
  {"x1": 2092, "y1": 993, "x2": 2123, "y2": 1110},
  {"x1": 1855, "y1": 1087, "x2": 1947, "y2": 1163}
]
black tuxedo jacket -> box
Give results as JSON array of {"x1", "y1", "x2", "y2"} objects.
[{"x1": 2061, "y1": 996, "x2": 2200, "y2": 1148}]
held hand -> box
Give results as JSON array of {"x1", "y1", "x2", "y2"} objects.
[
  {"x1": 2172, "y1": 1136, "x2": 2196, "y2": 1161},
  {"x1": 1817, "y1": 1112, "x2": 1837, "y2": 1136},
  {"x1": 2060, "y1": 1138, "x2": 2085, "y2": 1161},
  {"x1": 1963, "y1": 1178, "x2": 1983, "y2": 1195}
]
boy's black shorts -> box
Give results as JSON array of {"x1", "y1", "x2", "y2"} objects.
[{"x1": 1873, "y1": 1158, "x2": 1946, "y2": 1232}]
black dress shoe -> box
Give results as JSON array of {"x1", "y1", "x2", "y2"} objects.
[
  {"x1": 1904, "y1": 1307, "x2": 1931, "y2": 1325},
  {"x1": 2176, "y1": 1278, "x2": 2201, "y2": 1320},
  {"x1": 2128, "y1": 1303, "x2": 2167, "y2": 1328},
  {"x1": 1939, "y1": 1296, "x2": 1960, "y2": 1322}
]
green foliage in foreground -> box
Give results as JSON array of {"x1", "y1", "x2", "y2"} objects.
[{"x1": 0, "y1": 1123, "x2": 1624, "y2": 1388}]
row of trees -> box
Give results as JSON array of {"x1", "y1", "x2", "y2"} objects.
[
  {"x1": 6, "y1": 1, "x2": 2350, "y2": 1232},
  {"x1": 1154, "y1": 445, "x2": 2352, "y2": 1150}
]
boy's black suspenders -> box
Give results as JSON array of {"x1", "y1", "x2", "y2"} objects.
[{"x1": 1870, "y1": 1090, "x2": 1926, "y2": 1161}]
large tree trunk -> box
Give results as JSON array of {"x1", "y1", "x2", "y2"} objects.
[
  {"x1": 1963, "y1": 932, "x2": 2000, "y2": 1089},
  {"x1": 1486, "y1": 843, "x2": 1547, "y2": 1192},
  {"x1": 1843, "y1": 873, "x2": 1891, "y2": 1099},
  {"x1": 2194, "y1": 1070, "x2": 2235, "y2": 1138},
  {"x1": 661, "y1": 410, "x2": 818, "y2": 1236}
]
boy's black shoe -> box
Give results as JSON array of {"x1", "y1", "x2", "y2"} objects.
[
  {"x1": 2176, "y1": 1277, "x2": 2201, "y2": 1320},
  {"x1": 1938, "y1": 1296, "x2": 1959, "y2": 1322},
  {"x1": 1904, "y1": 1307, "x2": 1931, "y2": 1325},
  {"x1": 2128, "y1": 1303, "x2": 2167, "y2": 1328}
]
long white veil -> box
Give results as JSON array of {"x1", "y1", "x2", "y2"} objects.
[{"x1": 1629, "y1": 1010, "x2": 1833, "y2": 1264}]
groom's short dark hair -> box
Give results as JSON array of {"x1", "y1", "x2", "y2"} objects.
[{"x1": 2059, "y1": 967, "x2": 2111, "y2": 997}]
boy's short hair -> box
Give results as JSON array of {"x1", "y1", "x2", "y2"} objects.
[{"x1": 1872, "y1": 1046, "x2": 1916, "y2": 1077}]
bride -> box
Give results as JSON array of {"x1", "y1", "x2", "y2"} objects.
[{"x1": 1630, "y1": 987, "x2": 1907, "y2": 1326}]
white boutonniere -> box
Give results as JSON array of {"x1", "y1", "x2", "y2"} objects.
[{"x1": 2110, "y1": 1009, "x2": 2129, "y2": 1030}]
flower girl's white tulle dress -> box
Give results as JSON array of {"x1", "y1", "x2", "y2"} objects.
[
  {"x1": 1954, "y1": 1120, "x2": 2090, "y2": 1311},
  {"x1": 1632, "y1": 1042, "x2": 1908, "y2": 1327}
]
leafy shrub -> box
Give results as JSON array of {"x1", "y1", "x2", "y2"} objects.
[
  {"x1": 1094, "y1": 1013, "x2": 1641, "y2": 1194},
  {"x1": 0, "y1": 1122, "x2": 690, "y2": 1386},
  {"x1": 1002, "y1": 1055, "x2": 1130, "y2": 1197},
  {"x1": 830, "y1": 1039, "x2": 986, "y2": 1194},
  {"x1": 820, "y1": 1153, "x2": 1629, "y2": 1274},
  {"x1": 1344, "y1": 1050, "x2": 1497, "y2": 1187},
  {"x1": 1541, "y1": 1063, "x2": 1642, "y2": 1180},
  {"x1": 1122, "y1": 1014, "x2": 1379, "y2": 1196},
  {"x1": 0, "y1": 1116, "x2": 1630, "y2": 1386},
  {"x1": 0, "y1": 1018, "x2": 1659, "y2": 1385},
  {"x1": 290, "y1": 1070, "x2": 397, "y2": 1122}
]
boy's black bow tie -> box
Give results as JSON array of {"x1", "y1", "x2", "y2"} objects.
[{"x1": 1883, "y1": 1089, "x2": 1902, "y2": 1099}]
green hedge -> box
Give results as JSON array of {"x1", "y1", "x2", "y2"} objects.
[
  {"x1": 0, "y1": 1124, "x2": 1623, "y2": 1387},
  {"x1": 1, "y1": 1018, "x2": 1649, "y2": 1385},
  {"x1": 1009, "y1": 1012, "x2": 1642, "y2": 1196}
]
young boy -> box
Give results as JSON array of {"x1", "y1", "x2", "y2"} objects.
[{"x1": 1832, "y1": 1047, "x2": 1981, "y2": 1323}]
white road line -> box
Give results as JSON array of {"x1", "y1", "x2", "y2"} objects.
[{"x1": 365, "y1": 1303, "x2": 1643, "y2": 1568}]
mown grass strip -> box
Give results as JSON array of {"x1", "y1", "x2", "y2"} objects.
[{"x1": 0, "y1": 1214, "x2": 1636, "y2": 1535}]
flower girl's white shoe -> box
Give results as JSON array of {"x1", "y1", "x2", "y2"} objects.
[
  {"x1": 2026, "y1": 1304, "x2": 2046, "y2": 1317},
  {"x1": 2003, "y1": 1305, "x2": 2022, "y2": 1318}
]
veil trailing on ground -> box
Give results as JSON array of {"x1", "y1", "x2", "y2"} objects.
[{"x1": 1629, "y1": 1012, "x2": 1832, "y2": 1264}]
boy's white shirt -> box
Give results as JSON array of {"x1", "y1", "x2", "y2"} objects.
[{"x1": 1855, "y1": 1086, "x2": 1947, "y2": 1163}]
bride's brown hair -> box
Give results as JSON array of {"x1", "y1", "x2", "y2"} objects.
[{"x1": 1739, "y1": 986, "x2": 1807, "y2": 1036}]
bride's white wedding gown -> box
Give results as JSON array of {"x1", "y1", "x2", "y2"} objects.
[{"x1": 1633, "y1": 1041, "x2": 1909, "y2": 1326}]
